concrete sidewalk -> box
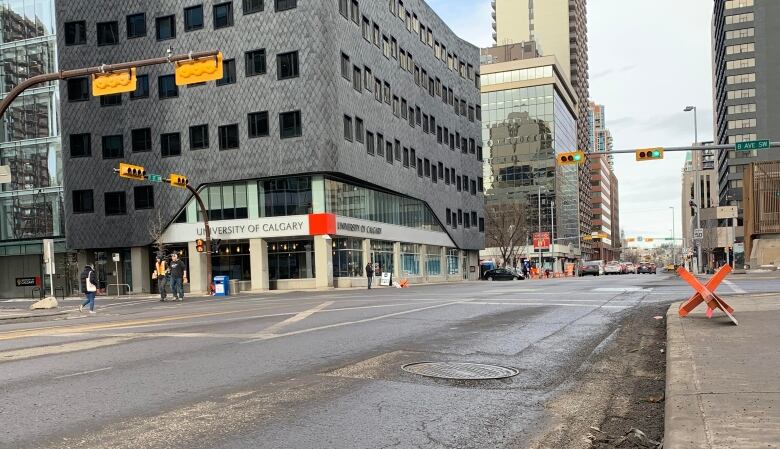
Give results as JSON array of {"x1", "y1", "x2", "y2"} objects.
[{"x1": 665, "y1": 293, "x2": 780, "y2": 448}]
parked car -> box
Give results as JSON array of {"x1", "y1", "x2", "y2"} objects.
[
  {"x1": 509, "y1": 267, "x2": 526, "y2": 280},
  {"x1": 638, "y1": 263, "x2": 657, "y2": 274},
  {"x1": 483, "y1": 268, "x2": 523, "y2": 281},
  {"x1": 579, "y1": 261, "x2": 603, "y2": 276},
  {"x1": 624, "y1": 262, "x2": 637, "y2": 274},
  {"x1": 605, "y1": 261, "x2": 622, "y2": 275}
]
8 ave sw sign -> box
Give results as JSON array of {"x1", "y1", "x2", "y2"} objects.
[{"x1": 735, "y1": 139, "x2": 770, "y2": 151}]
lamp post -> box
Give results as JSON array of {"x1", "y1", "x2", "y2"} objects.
[
  {"x1": 684, "y1": 105, "x2": 703, "y2": 273},
  {"x1": 669, "y1": 206, "x2": 676, "y2": 266}
]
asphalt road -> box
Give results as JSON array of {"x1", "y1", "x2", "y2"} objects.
[{"x1": 0, "y1": 273, "x2": 777, "y2": 449}]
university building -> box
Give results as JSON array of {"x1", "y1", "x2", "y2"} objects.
[{"x1": 56, "y1": 0, "x2": 484, "y2": 292}]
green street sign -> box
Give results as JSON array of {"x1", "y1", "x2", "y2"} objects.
[
  {"x1": 147, "y1": 174, "x2": 163, "y2": 183},
  {"x1": 735, "y1": 139, "x2": 770, "y2": 151}
]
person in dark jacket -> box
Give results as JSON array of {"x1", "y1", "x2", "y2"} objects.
[
  {"x1": 366, "y1": 261, "x2": 374, "y2": 289},
  {"x1": 168, "y1": 253, "x2": 188, "y2": 301},
  {"x1": 79, "y1": 264, "x2": 98, "y2": 314}
]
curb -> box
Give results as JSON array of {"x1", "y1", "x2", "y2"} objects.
[
  {"x1": 664, "y1": 303, "x2": 710, "y2": 448},
  {"x1": 0, "y1": 310, "x2": 70, "y2": 322}
]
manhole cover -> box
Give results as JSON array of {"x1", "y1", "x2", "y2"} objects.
[{"x1": 401, "y1": 362, "x2": 519, "y2": 380}]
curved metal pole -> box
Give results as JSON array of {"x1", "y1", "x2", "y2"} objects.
[{"x1": 186, "y1": 184, "x2": 213, "y2": 294}]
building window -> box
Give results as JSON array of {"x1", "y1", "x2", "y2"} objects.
[
  {"x1": 67, "y1": 78, "x2": 89, "y2": 102},
  {"x1": 339, "y1": 0, "x2": 348, "y2": 17},
  {"x1": 727, "y1": 103, "x2": 756, "y2": 114},
  {"x1": 426, "y1": 246, "x2": 441, "y2": 276},
  {"x1": 130, "y1": 75, "x2": 149, "y2": 99},
  {"x1": 156, "y1": 15, "x2": 176, "y2": 40},
  {"x1": 248, "y1": 111, "x2": 269, "y2": 138},
  {"x1": 70, "y1": 133, "x2": 91, "y2": 158},
  {"x1": 218, "y1": 124, "x2": 240, "y2": 150},
  {"x1": 385, "y1": 142, "x2": 393, "y2": 164},
  {"x1": 190, "y1": 124, "x2": 209, "y2": 149},
  {"x1": 243, "y1": 0, "x2": 264, "y2": 14},
  {"x1": 352, "y1": 66, "x2": 362, "y2": 91},
  {"x1": 158, "y1": 74, "x2": 178, "y2": 99},
  {"x1": 126, "y1": 13, "x2": 146, "y2": 38},
  {"x1": 262, "y1": 177, "x2": 311, "y2": 217},
  {"x1": 355, "y1": 117, "x2": 364, "y2": 144},
  {"x1": 72, "y1": 190, "x2": 93, "y2": 214},
  {"x1": 65, "y1": 21, "x2": 87, "y2": 45},
  {"x1": 362, "y1": 16, "x2": 370, "y2": 40},
  {"x1": 726, "y1": 58, "x2": 755, "y2": 70},
  {"x1": 350, "y1": 0, "x2": 359, "y2": 23},
  {"x1": 343, "y1": 115, "x2": 353, "y2": 141},
  {"x1": 727, "y1": 88, "x2": 755, "y2": 100},
  {"x1": 184, "y1": 5, "x2": 204, "y2": 31},
  {"x1": 100, "y1": 94, "x2": 122, "y2": 107},
  {"x1": 479, "y1": 217, "x2": 484, "y2": 232},
  {"x1": 245, "y1": 49, "x2": 266, "y2": 76},
  {"x1": 102, "y1": 135, "x2": 123, "y2": 159},
  {"x1": 726, "y1": 73, "x2": 756, "y2": 85},
  {"x1": 333, "y1": 238, "x2": 363, "y2": 278},
  {"x1": 161, "y1": 132, "x2": 181, "y2": 157},
  {"x1": 104, "y1": 191, "x2": 127, "y2": 216},
  {"x1": 727, "y1": 118, "x2": 757, "y2": 129},
  {"x1": 131, "y1": 128, "x2": 152, "y2": 152},
  {"x1": 214, "y1": 2, "x2": 234, "y2": 28},
  {"x1": 341, "y1": 53, "x2": 351, "y2": 80},
  {"x1": 376, "y1": 133, "x2": 384, "y2": 157},
  {"x1": 401, "y1": 244, "x2": 420, "y2": 276},
  {"x1": 277, "y1": 51, "x2": 299, "y2": 80},
  {"x1": 216, "y1": 59, "x2": 236, "y2": 85},
  {"x1": 134, "y1": 186, "x2": 154, "y2": 210},
  {"x1": 366, "y1": 131, "x2": 375, "y2": 155},
  {"x1": 725, "y1": 0, "x2": 753, "y2": 9},
  {"x1": 279, "y1": 110, "x2": 302, "y2": 138},
  {"x1": 268, "y1": 239, "x2": 314, "y2": 279},
  {"x1": 726, "y1": 43, "x2": 755, "y2": 55},
  {"x1": 96, "y1": 21, "x2": 119, "y2": 45},
  {"x1": 725, "y1": 12, "x2": 754, "y2": 24},
  {"x1": 725, "y1": 27, "x2": 754, "y2": 40},
  {"x1": 274, "y1": 0, "x2": 296, "y2": 12}
]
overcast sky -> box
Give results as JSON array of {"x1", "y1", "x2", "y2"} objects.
[{"x1": 429, "y1": 0, "x2": 714, "y2": 248}]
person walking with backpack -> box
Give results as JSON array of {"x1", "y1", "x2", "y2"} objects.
[
  {"x1": 169, "y1": 253, "x2": 188, "y2": 301},
  {"x1": 79, "y1": 264, "x2": 98, "y2": 314},
  {"x1": 152, "y1": 255, "x2": 170, "y2": 302},
  {"x1": 365, "y1": 261, "x2": 374, "y2": 289}
]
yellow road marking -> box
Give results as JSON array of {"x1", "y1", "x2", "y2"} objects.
[
  {"x1": 257, "y1": 301, "x2": 334, "y2": 336},
  {"x1": 0, "y1": 337, "x2": 134, "y2": 362}
]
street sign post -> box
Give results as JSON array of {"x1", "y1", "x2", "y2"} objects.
[
  {"x1": 735, "y1": 139, "x2": 770, "y2": 151},
  {"x1": 693, "y1": 228, "x2": 704, "y2": 240}
]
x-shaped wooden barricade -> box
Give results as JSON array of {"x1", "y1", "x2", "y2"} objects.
[{"x1": 677, "y1": 265, "x2": 739, "y2": 325}]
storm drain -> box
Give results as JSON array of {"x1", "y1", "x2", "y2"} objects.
[{"x1": 401, "y1": 362, "x2": 519, "y2": 380}]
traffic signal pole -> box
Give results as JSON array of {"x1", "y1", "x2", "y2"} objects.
[
  {"x1": 0, "y1": 50, "x2": 220, "y2": 119},
  {"x1": 185, "y1": 184, "x2": 213, "y2": 294}
]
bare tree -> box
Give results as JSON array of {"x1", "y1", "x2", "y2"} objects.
[
  {"x1": 148, "y1": 209, "x2": 168, "y2": 258},
  {"x1": 485, "y1": 201, "x2": 529, "y2": 267}
]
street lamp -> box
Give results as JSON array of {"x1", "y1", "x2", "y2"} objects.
[{"x1": 684, "y1": 105, "x2": 703, "y2": 273}]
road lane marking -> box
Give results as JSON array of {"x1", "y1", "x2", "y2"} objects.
[
  {"x1": 0, "y1": 337, "x2": 135, "y2": 363},
  {"x1": 466, "y1": 301, "x2": 629, "y2": 309},
  {"x1": 54, "y1": 366, "x2": 112, "y2": 379},
  {"x1": 258, "y1": 301, "x2": 334, "y2": 336},
  {"x1": 239, "y1": 300, "x2": 468, "y2": 344},
  {"x1": 723, "y1": 279, "x2": 747, "y2": 294}
]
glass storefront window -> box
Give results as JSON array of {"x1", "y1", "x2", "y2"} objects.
[
  {"x1": 332, "y1": 237, "x2": 363, "y2": 277},
  {"x1": 212, "y1": 240, "x2": 251, "y2": 280},
  {"x1": 426, "y1": 245, "x2": 441, "y2": 276},
  {"x1": 262, "y1": 176, "x2": 312, "y2": 217},
  {"x1": 268, "y1": 239, "x2": 315, "y2": 280},
  {"x1": 371, "y1": 240, "x2": 394, "y2": 274},
  {"x1": 447, "y1": 249, "x2": 459, "y2": 275},
  {"x1": 401, "y1": 243, "x2": 420, "y2": 276}
]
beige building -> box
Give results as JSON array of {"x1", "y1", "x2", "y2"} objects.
[{"x1": 491, "y1": 0, "x2": 592, "y2": 258}]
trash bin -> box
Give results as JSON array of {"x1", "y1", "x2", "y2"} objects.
[
  {"x1": 213, "y1": 275, "x2": 229, "y2": 296},
  {"x1": 229, "y1": 279, "x2": 240, "y2": 295}
]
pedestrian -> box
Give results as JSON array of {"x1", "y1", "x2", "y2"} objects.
[
  {"x1": 522, "y1": 260, "x2": 529, "y2": 279},
  {"x1": 79, "y1": 264, "x2": 98, "y2": 314},
  {"x1": 152, "y1": 255, "x2": 169, "y2": 302},
  {"x1": 168, "y1": 253, "x2": 188, "y2": 302},
  {"x1": 366, "y1": 261, "x2": 374, "y2": 289}
]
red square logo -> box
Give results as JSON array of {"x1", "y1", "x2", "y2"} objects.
[{"x1": 308, "y1": 213, "x2": 336, "y2": 235}]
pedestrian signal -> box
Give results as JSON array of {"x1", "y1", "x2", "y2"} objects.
[
  {"x1": 557, "y1": 151, "x2": 586, "y2": 166},
  {"x1": 118, "y1": 163, "x2": 146, "y2": 181},
  {"x1": 195, "y1": 239, "x2": 205, "y2": 253},
  {"x1": 636, "y1": 148, "x2": 664, "y2": 161}
]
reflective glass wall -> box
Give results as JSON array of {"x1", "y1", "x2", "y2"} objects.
[{"x1": 0, "y1": 0, "x2": 62, "y2": 242}]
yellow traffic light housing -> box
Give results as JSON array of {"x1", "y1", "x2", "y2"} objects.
[
  {"x1": 174, "y1": 52, "x2": 224, "y2": 86},
  {"x1": 636, "y1": 148, "x2": 664, "y2": 161},
  {"x1": 118, "y1": 163, "x2": 146, "y2": 181},
  {"x1": 170, "y1": 174, "x2": 189, "y2": 188},
  {"x1": 557, "y1": 151, "x2": 586, "y2": 166},
  {"x1": 92, "y1": 68, "x2": 137, "y2": 96},
  {"x1": 195, "y1": 239, "x2": 205, "y2": 253}
]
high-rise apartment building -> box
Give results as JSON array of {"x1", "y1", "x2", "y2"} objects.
[
  {"x1": 712, "y1": 0, "x2": 780, "y2": 242},
  {"x1": 0, "y1": 1, "x2": 71, "y2": 299},
  {"x1": 56, "y1": 0, "x2": 484, "y2": 293},
  {"x1": 587, "y1": 102, "x2": 620, "y2": 262},
  {"x1": 480, "y1": 48, "x2": 581, "y2": 270},
  {"x1": 491, "y1": 0, "x2": 592, "y2": 258}
]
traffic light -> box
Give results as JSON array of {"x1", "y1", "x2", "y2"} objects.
[
  {"x1": 169, "y1": 174, "x2": 189, "y2": 188},
  {"x1": 118, "y1": 163, "x2": 146, "y2": 181},
  {"x1": 557, "y1": 151, "x2": 586, "y2": 166},
  {"x1": 212, "y1": 239, "x2": 222, "y2": 254},
  {"x1": 635, "y1": 148, "x2": 664, "y2": 161},
  {"x1": 195, "y1": 239, "x2": 205, "y2": 253},
  {"x1": 92, "y1": 69, "x2": 137, "y2": 96},
  {"x1": 174, "y1": 52, "x2": 224, "y2": 86}
]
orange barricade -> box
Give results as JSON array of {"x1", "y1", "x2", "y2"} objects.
[
  {"x1": 398, "y1": 279, "x2": 409, "y2": 288},
  {"x1": 677, "y1": 265, "x2": 738, "y2": 325}
]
